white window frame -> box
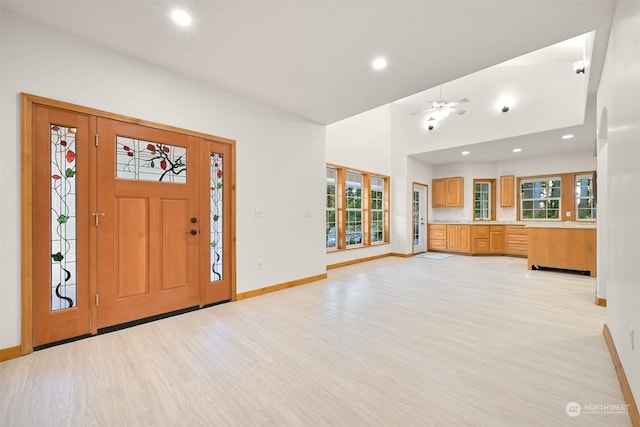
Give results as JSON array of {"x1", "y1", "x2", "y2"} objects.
[
  {"x1": 371, "y1": 176, "x2": 384, "y2": 243},
  {"x1": 520, "y1": 177, "x2": 562, "y2": 220},
  {"x1": 474, "y1": 181, "x2": 491, "y2": 220},
  {"x1": 575, "y1": 173, "x2": 596, "y2": 221},
  {"x1": 326, "y1": 167, "x2": 338, "y2": 249},
  {"x1": 345, "y1": 171, "x2": 363, "y2": 246}
]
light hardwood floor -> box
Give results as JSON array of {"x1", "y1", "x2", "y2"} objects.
[{"x1": 0, "y1": 256, "x2": 630, "y2": 426}]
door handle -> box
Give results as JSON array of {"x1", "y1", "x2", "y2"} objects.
[
  {"x1": 191, "y1": 217, "x2": 198, "y2": 223},
  {"x1": 190, "y1": 229, "x2": 198, "y2": 235}
]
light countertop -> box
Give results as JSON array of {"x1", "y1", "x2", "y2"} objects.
[{"x1": 429, "y1": 220, "x2": 596, "y2": 229}]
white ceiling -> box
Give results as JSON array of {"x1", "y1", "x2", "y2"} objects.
[{"x1": 2, "y1": 0, "x2": 615, "y2": 128}]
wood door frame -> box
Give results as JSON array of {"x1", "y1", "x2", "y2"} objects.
[
  {"x1": 411, "y1": 182, "x2": 429, "y2": 254},
  {"x1": 21, "y1": 93, "x2": 237, "y2": 354}
]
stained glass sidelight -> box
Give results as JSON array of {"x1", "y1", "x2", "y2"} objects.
[
  {"x1": 116, "y1": 136, "x2": 187, "y2": 183},
  {"x1": 413, "y1": 190, "x2": 420, "y2": 246},
  {"x1": 50, "y1": 125, "x2": 77, "y2": 310},
  {"x1": 210, "y1": 153, "x2": 223, "y2": 281}
]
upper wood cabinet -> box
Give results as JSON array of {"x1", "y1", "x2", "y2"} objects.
[
  {"x1": 432, "y1": 177, "x2": 464, "y2": 208},
  {"x1": 500, "y1": 175, "x2": 514, "y2": 207}
]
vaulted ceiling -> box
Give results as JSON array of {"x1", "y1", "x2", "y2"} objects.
[{"x1": 3, "y1": 1, "x2": 615, "y2": 127}]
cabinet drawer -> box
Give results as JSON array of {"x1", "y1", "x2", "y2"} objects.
[
  {"x1": 490, "y1": 225, "x2": 504, "y2": 232},
  {"x1": 505, "y1": 234, "x2": 528, "y2": 243},
  {"x1": 473, "y1": 226, "x2": 490, "y2": 238},
  {"x1": 505, "y1": 243, "x2": 528, "y2": 254},
  {"x1": 429, "y1": 229, "x2": 447, "y2": 239},
  {"x1": 473, "y1": 239, "x2": 489, "y2": 252},
  {"x1": 504, "y1": 226, "x2": 527, "y2": 235},
  {"x1": 429, "y1": 239, "x2": 447, "y2": 250}
]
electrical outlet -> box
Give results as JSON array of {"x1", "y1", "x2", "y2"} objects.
[
  {"x1": 257, "y1": 260, "x2": 263, "y2": 271},
  {"x1": 255, "y1": 209, "x2": 263, "y2": 218},
  {"x1": 631, "y1": 327, "x2": 635, "y2": 350},
  {"x1": 305, "y1": 209, "x2": 314, "y2": 218},
  {"x1": 565, "y1": 211, "x2": 571, "y2": 217}
]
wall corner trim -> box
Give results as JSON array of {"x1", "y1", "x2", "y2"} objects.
[
  {"x1": 0, "y1": 346, "x2": 22, "y2": 363},
  {"x1": 603, "y1": 324, "x2": 640, "y2": 426}
]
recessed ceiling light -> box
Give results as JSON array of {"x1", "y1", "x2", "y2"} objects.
[
  {"x1": 372, "y1": 58, "x2": 387, "y2": 70},
  {"x1": 512, "y1": 148, "x2": 522, "y2": 153},
  {"x1": 461, "y1": 151, "x2": 470, "y2": 155},
  {"x1": 171, "y1": 9, "x2": 192, "y2": 26},
  {"x1": 562, "y1": 134, "x2": 574, "y2": 140}
]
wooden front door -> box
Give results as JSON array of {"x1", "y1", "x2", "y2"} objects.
[
  {"x1": 27, "y1": 95, "x2": 235, "y2": 350},
  {"x1": 95, "y1": 118, "x2": 200, "y2": 329}
]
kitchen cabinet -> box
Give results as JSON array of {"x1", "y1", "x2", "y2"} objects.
[
  {"x1": 471, "y1": 225, "x2": 503, "y2": 254},
  {"x1": 489, "y1": 226, "x2": 504, "y2": 253},
  {"x1": 428, "y1": 224, "x2": 447, "y2": 251},
  {"x1": 471, "y1": 225, "x2": 490, "y2": 254},
  {"x1": 447, "y1": 224, "x2": 471, "y2": 253},
  {"x1": 500, "y1": 175, "x2": 514, "y2": 207},
  {"x1": 432, "y1": 177, "x2": 464, "y2": 208},
  {"x1": 504, "y1": 225, "x2": 528, "y2": 256},
  {"x1": 528, "y1": 227, "x2": 596, "y2": 276}
]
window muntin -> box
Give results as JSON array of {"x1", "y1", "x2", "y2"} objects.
[
  {"x1": 326, "y1": 165, "x2": 389, "y2": 250},
  {"x1": 474, "y1": 182, "x2": 491, "y2": 220},
  {"x1": 371, "y1": 176, "x2": 384, "y2": 243},
  {"x1": 326, "y1": 167, "x2": 338, "y2": 249},
  {"x1": 520, "y1": 177, "x2": 561, "y2": 220},
  {"x1": 345, "y1": 171, "x2": 363, "y2": 246},
  {"x1": 576, "y1": 174, "x2": 596, "y2": 221}
]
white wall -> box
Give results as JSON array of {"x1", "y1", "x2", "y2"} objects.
[
  {"x1": 325, "y1": 105, "x2": 394, "y2": 265},
  {"x1": 0, "y1": 11, "x2": 326, "y2": 349},
  {"x1": 597, "y1": 0, "x2": 640, "y2": 408},
  {"x1": 397, "y1": 60, "x2": 589, "y2": 156},
  {"x1": 391, "y1": 104, "x2": 435, "y2": 255},
  {"x1": 326, "y1": 105, "x2": 391, "y2": 174}
]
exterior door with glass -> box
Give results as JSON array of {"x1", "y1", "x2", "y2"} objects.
[
  {"x1": 413, "y1": 184, "x2": 428, "y2": 254},
  {"x1": 95, "y1": 118, "x2": 200, "y2": 329},
  {"x1": 30, "y1": 99, "x2": 235, "y2": 348}
]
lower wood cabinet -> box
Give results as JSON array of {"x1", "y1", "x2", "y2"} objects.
[
  {"x1": 428, "y1": 224, "x2": 470, "y2": 253},
  {"x1": 489, "y1": 226, "x2": 504, "y2": 253},
  {"x1": 504, "y1": 225, "x2": 528, "y2": 256},
  {"x1": 447, "y1": 224, "x2": 471, "y2": 253},
  {"x1": 472, "y1": 225, "x2": 504, "y2": 254},
  {"x1": 428, "y1": 224, "x2": 447, "y2": 251},
  {"x1": 429, "y1": 223, "x2": 524, "y2": 256}
]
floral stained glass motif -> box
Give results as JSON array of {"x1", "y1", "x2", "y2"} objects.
[
  {"x1": 116, "y1": 136, "x2": 187, "y2": 183},
  {"x1": 50, "y1": 125, "x2": 77, "y2": 311},
  {"x1": 210, "y1": 153, "x2": 223, "y2": 281}
]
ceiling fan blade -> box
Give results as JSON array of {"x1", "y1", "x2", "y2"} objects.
[
  {"x1": 410, "y1": 107, "x2": 437, "y2": 115},
  {"x1": 450, "y1": 109, "x2": 466, "y2": 115},
  {"x1": 424, "y1": 100, "x2": 448, "y2": 108},
  {"x1": 446, "y1": 98, "x2": 469, "y2": 107}
]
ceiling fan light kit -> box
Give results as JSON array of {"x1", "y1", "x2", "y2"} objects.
[{"x1": 411, "y1": 86, "x2": 469, "y2": 126}]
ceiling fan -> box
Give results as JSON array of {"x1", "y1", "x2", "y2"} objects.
[{"x1": 412, "y1": 86, "x2": 469, "y2": 122}]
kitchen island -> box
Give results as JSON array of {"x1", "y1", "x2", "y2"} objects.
[{"x1": 526, "y1": 222, "x2": 597, "y2": 277}]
